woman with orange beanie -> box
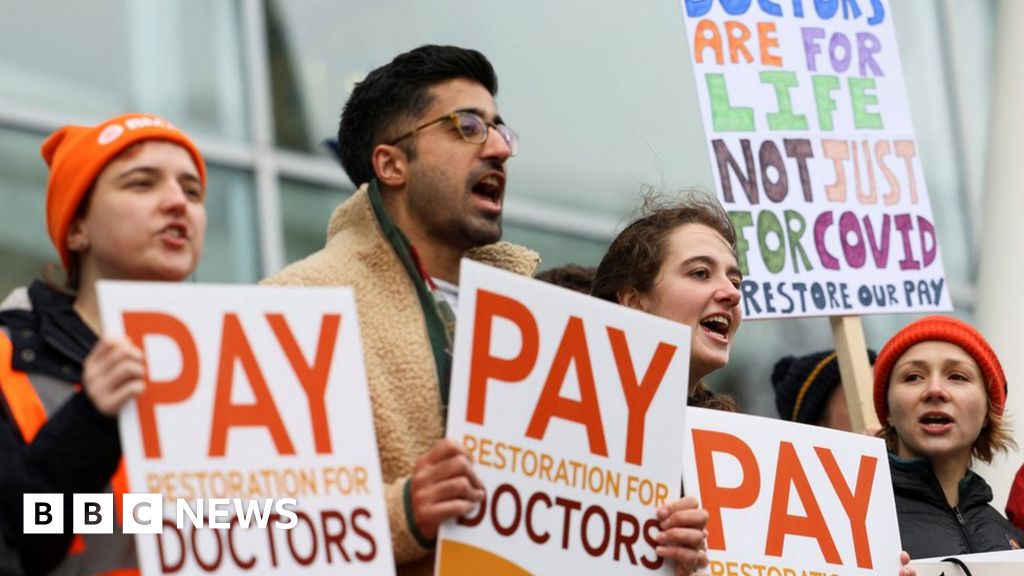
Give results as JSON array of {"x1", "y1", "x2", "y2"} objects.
[
  {"x1": 874, "y1": 315, "x2": 1023, "y2": 558},
  {"x1": 0, "y1": 113, "x2": 207, "y2": 575}
]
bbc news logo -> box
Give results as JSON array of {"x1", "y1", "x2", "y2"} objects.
[{"x1": 24, "y1": 494, "x2": 298, "y2": 534}]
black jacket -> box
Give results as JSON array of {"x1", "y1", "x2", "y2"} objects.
[
  {"x1": 0, "y1": 281, "x2": 121, "y2": 575},
  {"x1": 890, "y1": 453, "x2": 1023, "y2": 559}
]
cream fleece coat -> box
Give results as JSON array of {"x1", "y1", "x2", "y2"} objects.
[{"x1": 263, "y1": 183, "x2": 539, "y2": 575}]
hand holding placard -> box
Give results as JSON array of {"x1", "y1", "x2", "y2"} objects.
[
  {"x1": 409, "y1": 438, "x2": 484, "y2": 541},
  {"x1": 655, "y1": 495, "x2": 710, "y2": 575},
  {"x1": 82, "y1": 336, "x2": 145, "y2": 416}
]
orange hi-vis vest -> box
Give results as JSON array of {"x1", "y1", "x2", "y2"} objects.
[{"x1": 0, "y1": 328, "x2": 137, "y2": 576}]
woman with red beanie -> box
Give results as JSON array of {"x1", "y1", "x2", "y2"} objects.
[
  {"x1": 874, "y1": 315, "x2": 1023, "y2": 558},
  {"x1": 0, "y1": 113, "x2": 207, "y2": 575}
]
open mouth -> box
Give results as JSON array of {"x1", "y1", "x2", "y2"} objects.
[
  {"x1": 919, "y1": 412, "x2": 954, "y2": 432},
  {"x1": 471, "y1": 171, "x2": 505, "y2": 212},
  {"x1": 699, "y1": 314, "x2": 731, "y2": 343},
  {"x1": 160, "y1": 223, "x2": 189, "y2": 243}
]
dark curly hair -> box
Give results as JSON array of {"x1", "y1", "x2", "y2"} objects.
[{"x1": 535, "y1": 264, "x2": 597, "y2": 294}]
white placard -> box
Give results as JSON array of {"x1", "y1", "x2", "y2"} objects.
[
  {"x1": 679, "y1": 0, "x2": 951, "y2": 318},
  {"x1": 98, "y1": 281, "x2": 394, "y2": 576},
  {"x1": 437, "y1": 260, "x2": 691, "y2": 574},
  {"x1": 682, "y1": 407, "x2": 901, "y2": 575}
]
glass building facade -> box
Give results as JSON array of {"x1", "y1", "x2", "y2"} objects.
[{"x1": 0, "y1": 0, "x2": 995, "y2": 416}]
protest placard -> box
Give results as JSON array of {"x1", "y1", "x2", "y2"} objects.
[
  {"x1": 911, "y1": 549, "x2": 1024, "y2": 576},
  {"x1": 679, "y1": 0, "x2": 951, "y2": 319},
  {"x1": 98, "y1": 281, "x2": 393, "y2": 576},
  {"x1": 682, "y1": 406, "x2": 901, "y2": 575},
  {"x1": 436, "y1": 260, "x2": 692, "y2": 574}
]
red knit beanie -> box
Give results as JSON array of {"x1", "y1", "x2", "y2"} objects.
[
  {"x1": 874, "y1": 315, "x2": 1007, "y2": 423},
  {"x1": 41, "y1": 113, "x2": 206, "y2": 269}
]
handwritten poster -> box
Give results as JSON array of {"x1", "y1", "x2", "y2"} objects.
[{"x1": 680, "y1": 0, "x2": 951, "y2": 318}]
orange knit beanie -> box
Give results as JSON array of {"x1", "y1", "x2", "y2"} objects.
[
  {"x1": 40, "y1": 113, "x2": 206, "y2": 269},
  {"x1": 874, "y1": 315, "x2": 1007, "y2": 423}
]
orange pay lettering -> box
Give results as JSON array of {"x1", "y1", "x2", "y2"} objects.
[
  {"x1": 816, "y1": 447, "x2": 877, "y2": 569},
  {"x1": 693, "y1": 429, "x2": 879, "y2": 569},
  {"x1": 691, "y1": 429, "x2": 760, "y2": 551},
  {"x1": 765, "y1": 441, "x2": 840, "y2": 563},
  {"x1": 124, "y1": 312, "x2": 199, "y2": 459},
  {"x1": 125, "y1": 311, "x2": 344, "y2": 459},
  {"x1": 209, "y1": 313, "x2": 296, "y2": 456},
  {"x1": 525, "y1": 316, "x2": 608, "y2": 457},
  {"x1": 266, "y1": 313, "x2": 340, "y2": 454},
  {"x1": 467, "y1": 291, "x2": 677, "y2": 466},
  {"x1": 466, "y1": 290, "x2": 539, "y2": 425},
  {"x1": 607, "y1": 327, "x2": 676, "y2": 466}
]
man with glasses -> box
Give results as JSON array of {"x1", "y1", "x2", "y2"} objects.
[{"x1": 264, "y1": 45, "x2": 538, "y2": 575}]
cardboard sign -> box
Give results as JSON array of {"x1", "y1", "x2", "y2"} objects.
[
  {"x1": 436, "y1": 260, "x2": 692, "y2": 574},
  {"x1": 98, "y1": 282, "x2": 394, "y2": 576},
  {"x1": 682, "y1": 407, "x2": 901, "y2": 575},
  {"x1": 679, "y1": 0, "x2": 951, "y2": 318}
]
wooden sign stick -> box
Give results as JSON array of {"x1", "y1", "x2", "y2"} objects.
[{"x1": 830, "y1": 315, "x2": 881, "y2": 434}]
